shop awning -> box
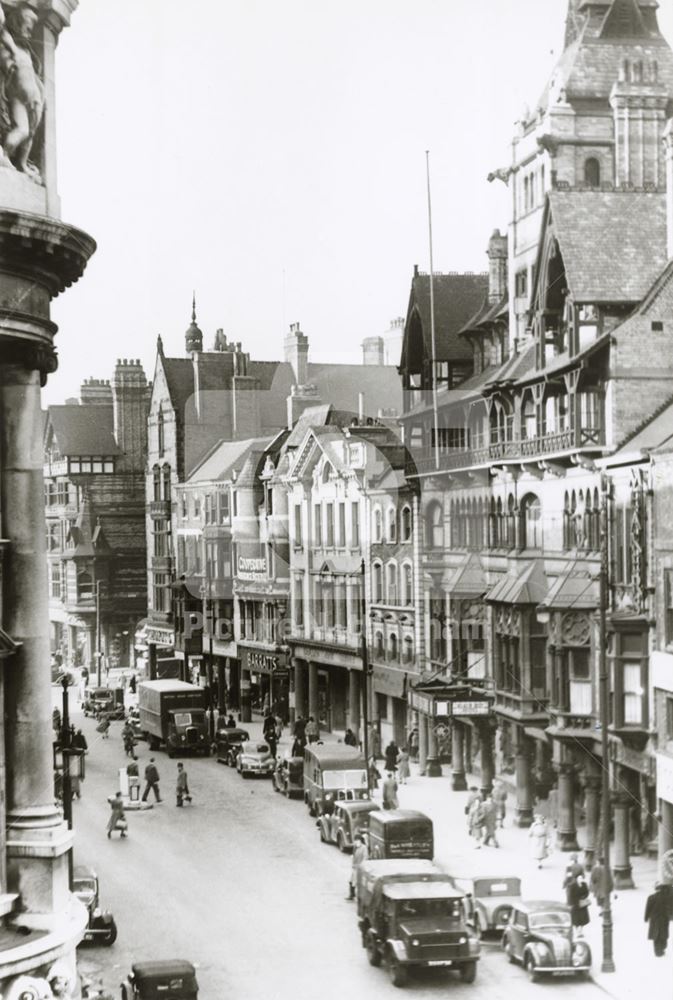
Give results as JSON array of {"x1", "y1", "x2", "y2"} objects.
[
  {"x1": 444, "y1": 554, "x2": 488, "y2": 598},
  {"x1": 538, "y1": 561, "x2": 598, "y2": 611},
  {"x1": 486, "y1": 560, "x2": 548, "y2": 605},
  {"x1": 371, "y1": 665, "x2": 408, "y2": 699}
]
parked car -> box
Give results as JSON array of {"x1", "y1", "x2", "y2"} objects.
[
  {"x1": 236, "y1": 741, "x2": 275, "y2": 778},
  {"x1": 318, "y1": 800, "x2": 377, "y2": 852},
  {"x1": 215, "y1": 727, "x2": 250, "y2": 766},
  {"x1": 303, "y1": 743, "x2": 368, "y2": 816},
  {"x1": 367, "y1": 809, "x2": 434, "y2": 860},
  {"x1": 358, "y1": 870, "x2": 480, "y2": 987},
  {"x1": 126, "y1": 706, "x2": 143, "y2": 740},
  {"x1": 450, "y1": 875, "x2": 522, "y2": 937},
  {"x1": 83, "y1": 687, "x2": 125, "y2": 720},
  {"x1": 272, "y1": 753, "x2": 304, "y2": 797},
  {"x1": 121, "y1": 962, "x2": 198, "y2": 1000},
  {"x1": 501, "y1": 901, "x2": 592, "y2": 982},
  {"x1": 73, "y1": 866, "x2": 117, "y2": 946}
]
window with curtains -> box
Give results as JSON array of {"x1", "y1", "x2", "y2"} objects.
[
  {"x1": 623, "y1": 662, "x2": 644, "y2": 725},
  {"x1": 425, "y1": 501, "x2": 443, "y2": 550},
  {"x1": 521, "y1": 494, "x2": 542, "y2": 550},
  {"x1": 609, "y1": 630, "x2": 647, "y2": 728}
]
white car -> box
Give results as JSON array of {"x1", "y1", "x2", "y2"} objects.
[{"x1": 236, "y1": 741, "x2": 275, "y2": 778}]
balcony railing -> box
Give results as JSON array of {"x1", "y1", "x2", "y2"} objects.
[
  {"x1": 148, "y1": 500, "x2": 171, "y2": 519},
  {"x1": 407, "y1": 424, "x2": 604, "y2": 475}
]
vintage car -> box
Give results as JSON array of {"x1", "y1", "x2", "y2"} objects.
[
  {"x1": 450, "y1": 875, "x2": 522, "y2": 937},
  {"x1": 215, "y1": 727, "x2": 250, "y2": 766},
  {"x1": 121, "y1": 962, "x2": 198, "y2": 1000},
  {"x1": 303, "y1": 743, "x2": 368, "y2": 816},
  {"x1": 83, "y1": 687, "x2": 125, "y2": 720},
  {"x1": 73, "y1": 866, "x2": 117, "y2": 946},
  {"x1": 502, "y1": 901, "x2": 592, "y2": 981},
  {"x1": 318, "y1": 800, "x2": 377, "y2": 852},
  {"x1": 367, "y1": 809, "x2": 434, "y2": 860},
  {"x1": 272, "y1": 753, "x2": 304, "y2": 797},
  {"x1": 127, "y1": 706, "x2": 143, "y2": 740},
  {"x1": 358, "y1": 872, "x2": 480, "y2": 987},
  {"x1": 236, "y1": 741, "x2": 275, "y2": 778}
]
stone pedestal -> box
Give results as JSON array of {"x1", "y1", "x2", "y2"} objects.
[
  {"x1": 583, "y1": 776, "x2": 601, "y2": 868},
  {"x1": 557, "y1": 765, "x2": 579, "y2": 850},
  {"x1": 451, "y1": 723, "x2": 467, "y2": 791},
  {"x1": 418, "y1": 714, "x2": 428, "y2": 775},
  {"x1": 514, "y1": 742, "x2": 534, "y2": 827},
  {"x1": 348, "y1": 670, "x2": 361, "y2": 740},
  {"x1": 613, "y1": 795, "x2": 635, "y2": 888}
]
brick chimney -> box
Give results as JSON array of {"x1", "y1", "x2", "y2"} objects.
[
  {"x1": 80, "y1": 378, "x2": 112, "y2": 406},
  {"x1": 487, "y1": 229, "x2": 508, "y2": 304},
  {"x1": 284, "y1": 322, "x2": 309, "y2": 385},
  {"x1": 362, "y1": 336, "x2": 385, "y2": 365},
  {"x1": 111, "y1": 358, "x2": 149, "y2": 473},
  {"x1": 287, "y1": 384, "x2": 322, "y2": 429}
]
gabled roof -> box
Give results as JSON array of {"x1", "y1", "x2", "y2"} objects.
[
  {"x1": 47, "y1": 405, "x2": 120, "y2": 456},
  {"x1": 402, "y1": 271, "x2": 489, "y2": 367},
  {"x1": 444, "y1": 554, "x2": 488, "y2": 597},
  {"x1": 160, "y1": 356, "x2": 195, "y2": 416},
  {"x1": 539, "y1": 561, "x2": 599, "y2": 611},
  {"x1": 486, "y1": 561, "x2": 548, "y2": 605},
  {"x1": 66, "y1": 499, "x2": 112, "y2": 560},
  {"x1": 546, "y1": 190, "x2": 667, "y2": 303},
  {"x1": 460, "y1": 294, "x2": 508, "y2": 337},
  {"x1": 187, "y1": 436, "x2": 272, "y2": 484}
]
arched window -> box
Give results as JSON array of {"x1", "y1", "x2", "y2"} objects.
[
  {"x1": 402, "y1": 563, "x2": 413, "y2": 606},
  {"x1": 563, "y1": 491, "x2": 571, "y2": 550},
  {"x1": 425, "y1": 501, "x2": 443, "y2": 550},
  {"x1": 403, "y1": 635, "x2": 414, "y2": 665},
  {"x1": 584, "y1": 157, "x2": 600, "y2": 187},
  {"x1": 387, "y1": 507, "x2": 397, "y2": 543},
  {"x1": 372, "y1": 562, "x2": 383, "y2": 602},
  {"x1": 401, "y1": 505, "x2": 412, "y2": 542},
  {"x1": 507, "y1": 494, "x2": 517, "y2": 548},
  {"x1": 388, "y1": 633, "x2": 398, "y2": 662},
  {"x1": 153, "y1": 465, "x2": 161, "y2": 502},
  {"x1": 161, "y1": 464, "x2": 171, "y2": 501},
  {"x1": 521, "y1": 494, "x2": 542, "y2": 550},
  {"x1": 386, "y1": 563, "x2": 398, "y2": 605},
  {"x1": 374, "y1": 631, "x2": 384, "y2": 659},
  {"x1": 373, "y1": 507, "x2": 383, "y2": 543},
  {"x1": 77, "y1": 571, "x2": 94, "y2": 601},
  {"x1": 321, "y1": 463, "x2": 332, "y2": 483},
  {"x1": 157, "y1": 409, "x2": 165, "y2": 457},
  {"x1": 522, "y1": 396, "x2": 537, "y2": 440}
]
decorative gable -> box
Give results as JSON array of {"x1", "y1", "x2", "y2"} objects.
[{"x1": 600, "y1": 0, "x2": 648, "y2": 39}]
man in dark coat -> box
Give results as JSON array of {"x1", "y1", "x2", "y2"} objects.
[
  {"x1": 344, "y1": 728, "x2": 358, "y2": 747},
  {"x1": 141, "y1": 758, "x2": 162, "y2": 803},
  {"x1": 645, "y1": 882, "x2": 673, "y2": 957},
  {"x1": 384, "y1": 741, "x2": 398, "y2": 772}
]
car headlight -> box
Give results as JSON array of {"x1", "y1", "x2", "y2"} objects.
[
  {"x1": 411, "y1": 938, "x2": 419, "y2": 947},
  {"x1": 572, "y1": 944, "x2": 590, "y2": 966},
  {"x1": 93, "y1": 907, "x2": 101, "y2": 918},
  {"x1": 325, "y1": 792, "x2": 333, "y2": 799},
  {"x1": 458, "y1": 936, "x2": 467, "y2": 945}
]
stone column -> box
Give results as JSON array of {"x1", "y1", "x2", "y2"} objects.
[
  {"x1": 426, "y1": 717, "x2": 442, "y2": 777},
  {"x1": 240, "y1": 665, "x2": 252, "y2": 722},
  {"x1": 451, "y1": 722, "x2": 467, "y2": 791},
  {"x1": 583, "y1": 775, "x2": 602, "y2": 868},
  {"x1": 293, "y1": 658, "x2": 307, "y2": 720},
  {"x1": 557, "y1": 764, "x2": 579, "y2": 851},
  {"x1": 348, "y1": 669, "x2": 361, "y2": 740},
  {"x1": 479, "y1": 721, "x2": 494, "y2": 796},
  {"x1": 514, "y1": 737, "x2": 534, "y2": 827},
  {"x1": 658, "y1": 799, "x2": 673, "y2": 880},
  {"x1": 613, "y1": 794, "x2": 635, "y2": 888},
  {"x1": 418, "y1": 713, "x2": 428, "y2": 775},
  {"x1": 308, "y1": 661, "x2": 319, "y2": 721}
]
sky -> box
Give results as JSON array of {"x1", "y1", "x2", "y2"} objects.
[{"x1": 45, "y1": 0, "x2": 673, "y2": 403}]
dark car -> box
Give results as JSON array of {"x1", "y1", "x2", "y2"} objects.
[
  {"x1": 236, "y1": 741, "x2": 275, "y2": 778},
  {"x1": 121, "y1": 962, "x2": 198, "y2": 1000},
  {"x1": 83, "y1": 687, "x2": 125, "y2": 720},
  {"x1": 367, "y1": 809, "x2": 434, "y2": 860},
  {"x1": 450, "y1": 875, "x2": 522, "y2": 937},
  {"x1": 73, "y1": 865, "x2": 117, "y2": 946},
  {"x1": 272, "y1": 754, "x2": 304, "y2": 798},
  {"x1": 502, "y1": 900, "x2": 592, "y2": 981},
  {"x1": 215, "y1": 727, "x2": 250, "y2": 766},
  {"x1": 318, "y1": 800, "x2": 377, "y2": 852}
]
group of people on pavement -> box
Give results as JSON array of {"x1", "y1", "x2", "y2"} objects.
[{"x1": 465, "y1": 782, "x2": 507, "y2": 849}]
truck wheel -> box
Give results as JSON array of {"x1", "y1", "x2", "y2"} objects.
[
  {"x1": 524, "y1": 955, "x2": 539, "y2": 983},
  {"x1": 101, "y1": 919, "x2": 118, "y2": 946},
  {"x1": 366, "y1": 938, "x2": 381, "y2": 967},
  {"x1": 459, "y1": 961, "x2": 477, "y2": 984},
  {"x1": 388, "y1": 956, "x2": 408, "y2": 987}
]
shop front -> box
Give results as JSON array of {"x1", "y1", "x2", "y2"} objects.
[
  {"x1": 409, "y1": 679, "x2": 493, "y2": 783},
  {"x1": 239, "y1": 643, "x2": 290, "y2": 721},
  {"x1": 372, "y1": 664, "x2": 409, "y2": 750}
]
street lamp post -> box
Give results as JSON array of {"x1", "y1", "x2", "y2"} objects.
[
  {"x1": 359, "y1": 558, "x2": 372, "y2": 795},
  {"x1": 95, "y1": 578, "x2": 102, "y2": 686},
  {"x1": 59, "y1": 675, "x2": 74, "y2": 889},
  {"x1": 598, "y1": 473, "x2": 615, "y2": 974}
]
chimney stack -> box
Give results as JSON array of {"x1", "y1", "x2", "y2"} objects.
[
  {"x1": 362, "y1": 336, "x2": 385, "y2": 366},
  {"x1": 487, "y1": 229, "x2": 508, "y2": 304},
  {"x1": 284, "y1": 322, "x2": 309, "y2": 385},
  {"x1": 80, "y1": 378, "x2": 112, "y2": 406},
  {"x1": 111, "y1": 358, "x2": 149, "y2": 473}
]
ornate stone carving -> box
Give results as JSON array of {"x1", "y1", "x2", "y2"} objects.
[
  {"x1": 0, "y1": 2, "x2": 44, "y2": 181},
  {"x1": 561, "y1": 611, "x2": 591, "y2": 646}
]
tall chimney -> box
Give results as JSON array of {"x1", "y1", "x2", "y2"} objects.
[
  {"x1": 80, "y1": 377, "x2": 113, "y2": 406},
  {"x1": 111, "y1": 358, "x2": 149, "y2": 473},
  {"x1": 487, "y1": 229, "x2": 508, "y2": 304},
  {"x1": 284, "y1": 322, "x2": 309, "y2": 385},
  {"x1": 362, "y1": 336, "x2": 385, "y2": 366}
]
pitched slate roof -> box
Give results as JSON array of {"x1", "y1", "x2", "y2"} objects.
[
  {"x1": 161, "y1": 356, "x2": 196, "y2": 416},
  {"x1": 549, "y1": 190, "x2": 668, "y2": 303},
  {"x1": 403, "y1": 272, "x2": 489, "y2": 363},
  {"x1": 187, "y1": 436, "x2": 272, "y2": 484},
  {"x1": 47, "y1": 405, "x2": 120, "y2": 456},
  {"x1": 485, "y1": 560, "x2": 548, "y2": 605}
]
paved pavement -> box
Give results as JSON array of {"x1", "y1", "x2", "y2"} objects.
[{"x1": 66, "y1": 703, "x2": 665, "y2": 999}]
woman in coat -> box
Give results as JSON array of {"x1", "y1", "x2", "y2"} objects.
[
  {"x1": 396, "y1": 747, "x2": 410, "y2": 784},
  {"x1": 529, "y1": 815, "x2": 549, "y2": 868},
  {"x1": 567, "y1": 874, "x2": 590, "y2": 935},
  {"x1": 384, "y1": 741, "x2": 398, "y2": 772},
  {"x1": 106, "y1": 792, "x2": 127, "y2": 839}
]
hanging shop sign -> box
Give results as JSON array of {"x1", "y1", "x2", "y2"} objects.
[
  {"x1": 145, "y1": 626, "x2": 174, "y2": 647},
  {"x1": 239, "y1": 644, "x2": 288, "y2": 676},
  {"x1": 237, "y1": 555, "x2": 268, "y2": 582},
  {"x1": 449, "y1": 700, "x2": 490, "y2": 717}
]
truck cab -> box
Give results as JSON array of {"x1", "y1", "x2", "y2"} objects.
[{"x1": 166, "y1": 708, "x2": 209, "y2": 757}]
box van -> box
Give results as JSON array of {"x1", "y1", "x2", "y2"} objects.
[
  {"x1": 303, "y1": 743, "x2": 368, "y2": 815},
  {"x1": 367, "y1": 809, "x2": 434, "y2": 860}
]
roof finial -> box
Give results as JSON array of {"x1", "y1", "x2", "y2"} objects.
[{"x1": 192, "y1": 291, "x2": 196, "y2": 324}]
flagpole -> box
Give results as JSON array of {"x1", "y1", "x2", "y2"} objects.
[{"x1": 425, "y1": 151, "x2": 440, "y2": 471}]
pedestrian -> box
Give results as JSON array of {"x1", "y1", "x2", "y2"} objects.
[
  {"x1": 368, "y1": 757, "x2": 381, "y2": 791},
  {"x1": 567, "y1": 873, "x2": 590, "y2": 936},
  {"x1": 106, "y1": 791, "x2": 127, "y2": 839},
  {"x1": 141, "y1": 757, "x2": 162, "y2": 803},
  {"x1": 176, "y1": 763, "x2": 192, "y2": 807},
  {"x1": 408, "y1": 728, "x2": 419, "y2": 761},
  {"x1": 72, "y1": 728, "x2": 88, "y2": 752},
  {"x1": 589, "y1": 857, "x2": 613, "y2": 912},
  {"x1": 226, "y1": 714, "x2": 236, "y2": 729},
  {"x1": 344, "y1": 727, "x2": 358, "y2": 748},
  {"x1": 529, "y1": 814, "x2": 550, "y2": 868},
  {"x1": 265, "y1": 729, "x2": 277, "y2": 758},
  {"x1": 275, "y1": 713, "x2": 283, "y2": 739},
  {"x1": 129, "y1": 673, "x2": 137, "y2": 694},
  {"x1": 468, "y1": 795, "x2": 485, "y2": 848},
  {"x1": 382, "y1": 771, "x2": 398, "y2": 810},
  {"x1": 348, "y1": 833, "x2": 369, "y2": 900},
  {"x1": 644, "y1": 882, "x2": 673, "y2": 957},
  {"x1": 493, "y1": 778, "x2": 507, "y2": 828},
  {"x1": 305, "y1": 716, "x2": 320, "y2": 744},
  {"x1": 465, "y1": 786, "x2": 480, "y2": 823},
  {"x1": 384, "y1": 740, "x2": 398, "y2": 772},
  {"x1": 563, "y1": 852, "x2": 585, "y2": 898},
  {"x1": 262, "y1": 710, "x2": 276, "y2": 741},
  {"x1": 397, "y1": 746, "x2": 410, "y2": 784},
  {"x1": 96, "y1": 715, "x2": 110, "y2": 739},
  {"x1": 122, "y1": 720, "x2": 135, "y2": 757},
  {"x1": 481, "y1": 795, "x2": 499, "y2": 847},
  {"x1": 293, "y1": 715, "x2": 306, "y2": 741}
]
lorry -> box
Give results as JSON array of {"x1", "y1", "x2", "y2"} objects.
[
  {"x1": 367, "y1": 809, "x2": 434, "y2": 860},
  {"x1": 303, "y1": 743, "x2": 369, "y2": 815},
  {"x1": 137, "y1": 680, "x2": 210, "y2": 756}
]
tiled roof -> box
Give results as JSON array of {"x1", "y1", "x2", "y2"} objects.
[
  {"x1": 485, "y1": 561, "x2": 548, "y2": 605},
  {"x1": 47, "y1": 405, "x2": 121, "y2": 456},
  {"x1": 549, "y1": 190, "x2": 668, "y2": 303},
  {"x1": 459, "y1": 294, "x2": 508, "y2": 337},
  {"x1": 187, "y1": 436, "x2": 272, "y2": 484},
  {"x1": 161, "y1": 357, "x2": 196, "y2": 416},
  {"x1": 539, "y1": 562, "x2": 598, "y2": 611},
  {"x1": 403, "y1": 272, "x2": 489, "y2": 363}
]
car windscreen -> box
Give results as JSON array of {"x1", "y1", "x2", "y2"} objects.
[
  {"x1": 474, "y1": 879, "x2": 520, "y2": 897},
  {"x1": 242, "y1": 744, "x2": 269, "y2": 755},
  {"x1": 397, "y1": 898, "x2": 462, "y2": 919},
  {"x1": 388, "y1": 821, "x2": 431, "y2": 841},
  {"x1": 323, "y1": 769, "x2": 368, "y2": 790},
  {"x1": 529, "y1": 911, "x2": 571, "y2": 929},
  {"x1": 173, "y1": 712, "x2": 193, "y2": 726}
]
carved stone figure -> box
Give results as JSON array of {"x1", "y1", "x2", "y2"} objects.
[{"x1": 0, "y1": 1, "x2": 44, "y2": 180}]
